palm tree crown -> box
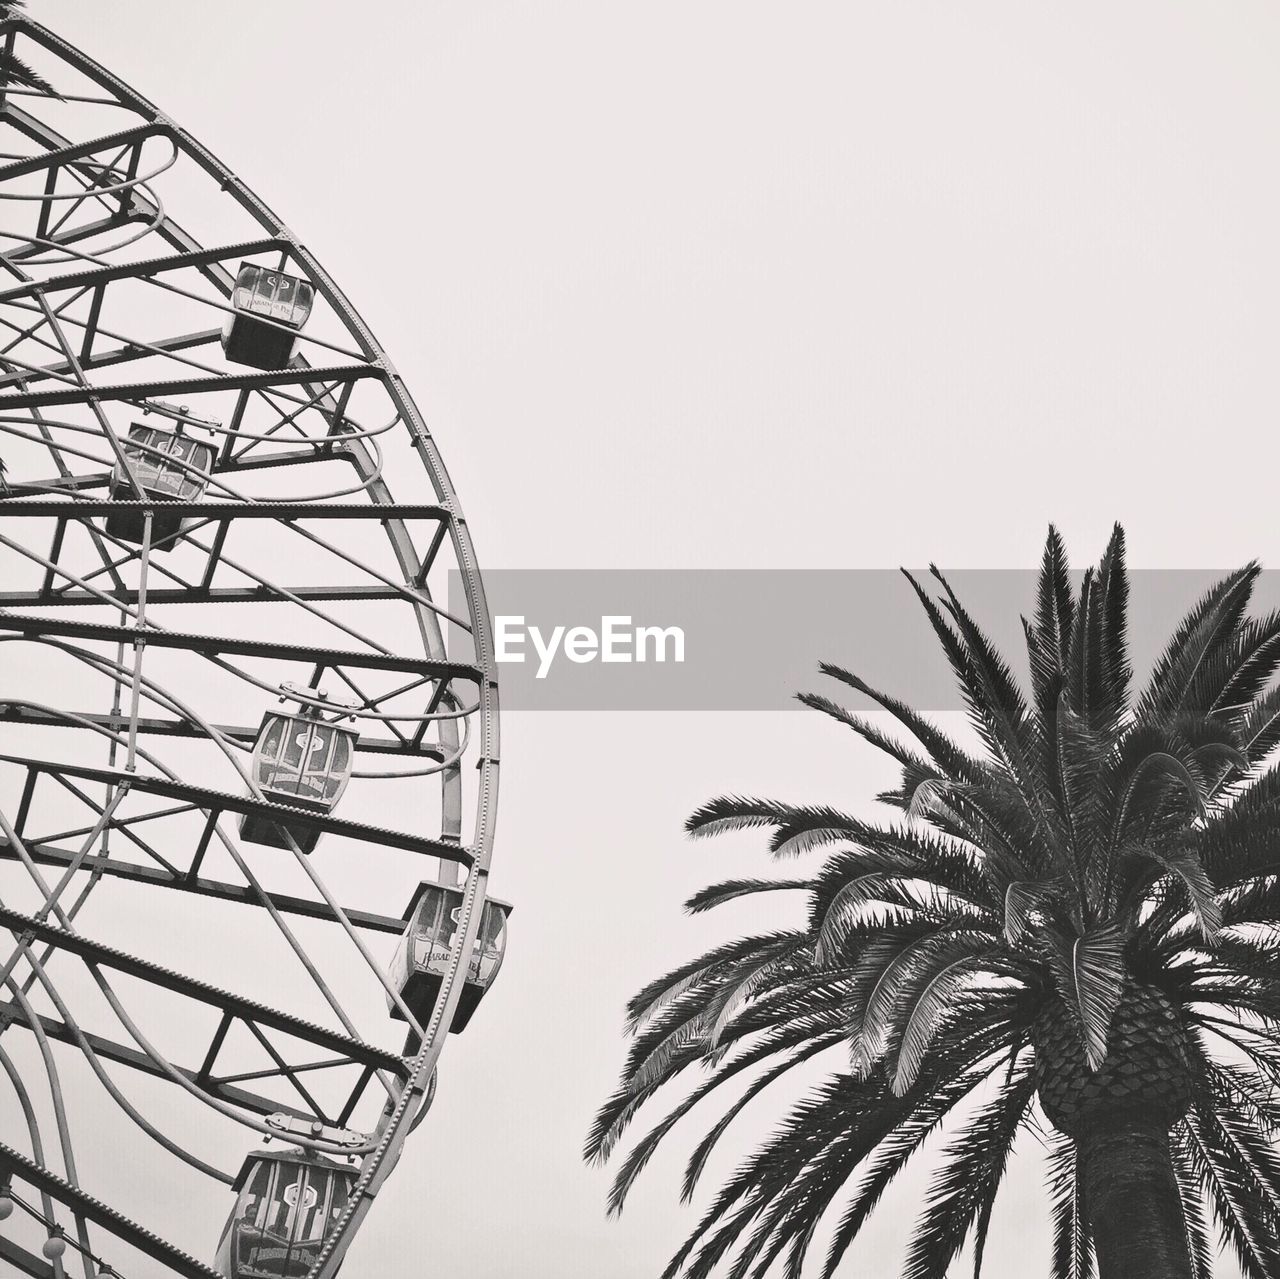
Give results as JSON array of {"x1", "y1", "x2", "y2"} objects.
[{"x1": 588, "y1": 526, "x2": 1280, "y2": 1279}]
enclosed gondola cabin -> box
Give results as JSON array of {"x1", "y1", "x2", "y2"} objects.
[
  {"x1": 388, "y1": 883, "x2": 511, "y2": 1033},
  {"x1": 214, "y1": 1147, "x2": 355, "y2": 1279},
  {"x1": 222, "y1": 263, "x2": 314, "y2": 370},
  {"x1": 105, "y1": 423, "x2": 215, "y2": 548},
  {"x1": 240, "y1": 700, "x2": 356, "y2": 854}
]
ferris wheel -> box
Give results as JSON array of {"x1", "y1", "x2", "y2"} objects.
[{"x1": 0, "y1": 12, "x2": 505, "y2": 1279}]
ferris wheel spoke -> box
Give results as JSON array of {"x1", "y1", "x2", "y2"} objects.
[
  {"x1": 20, "y1": 772, "x2": 181, "y2": 877},
  {"x1": 5, "y1": 207, "x2": 150, "y2": 266},
  {"x1": 90, "y1": 795, "x2": 433, "y2": 1047},
  {"x1": 0, "y1": 362, "x2": 381, "y2": 410},
  {"x1": 27, "y1": 297, "x2": 142, "y2": 494},
  {"x1": 2, "y1": 100, "x2": 231, "y2": 289},
  {"x1": 0, "y1": 706, "x2": 449, "y2": 760},
  {"x1": 0, "y1": 1044, "x2": 77, "y2": 1275},
  {"x1": 17, "y1": 919, "x2": 407, "y2": 1128},
  {"x1": 0, "y1": 613, "x2": 480, "y2": 683},
  {"x1": 0, "y1": 582, "x2": 409, "y2": 608},
  {"x1": 7, "y1": 953, "x2": 244, "y2": 1195},
  {"x1": 0, "y1": 498, "x2": 452, "y2": 521},
  {"x1": 0, "y1": 798, "x2": 126, "y2": 989},
  {"x1": 228, "y1": 381, "x2": 361, "y2": 451},
  {"x1": 22, "y1": 140, "x2": 143, "y2": 256},
  {"x1": 0, "y1": 831, "x2": 406, "y2": 937},
  {"x1": 1, "y1": 252, "x2": 375, "y2": 372},
  {"x1": 0, "y1": 756, "x2": 476, "y2": 863},
  {"x1": 0, "y1": 236, "x2": 273, "y2": 305},
  {"x1": 0, "y1": 324, "x2": 225, "y2": 391},
  {"x1": 12, "y1": 305, "x2": 233, "y2": 389},
  {"x1": 50, "y1": 548, "x2": 194, "y2": 600},
  {"x1": 37, "y1": 146, "x2": 137, "y2": 246},
  {"x1": 2, "y1": 835, "x2": 407, "y2": 939},
  {"x1": 0, "y1": 1140, "x2": 223, "y2": 1279},
  {"x1": 7, "y1": 436, "x2": 370, "y2": 498},
  {"x1": 235, "y1": 1026, "x2": 336, "y2": 1127},
  {"x1": 0, "y1": 519, "x2": 446, "y2": 660},
  {"x1": 0, "y1": 120, "x2": 168, "y2": 187},
  {"x1": 26, "y1": 801, "x2": 199, "y2": 850},
  {"x1": 0, "y1": 286, "x2": 88, "y2": 361},
  {"x1": 0, "y1": 995, "x2": 95, "y2": 1279},
  {"x1": 0, "y1": 907, "x2": 408, "y2": 1086},
  {"x1": 2, "y1": 998, "x2": 299, "y2": 1175}
]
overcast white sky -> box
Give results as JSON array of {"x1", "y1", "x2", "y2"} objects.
[{"x1": 17, "y1": 1, "x2": 1280, "y2": 1275}]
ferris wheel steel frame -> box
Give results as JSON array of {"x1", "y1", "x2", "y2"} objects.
[{"x1": 0, "y1": 12, "x2": 502, "y2": 1279}]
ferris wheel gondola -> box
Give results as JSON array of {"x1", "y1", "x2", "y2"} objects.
[
  {"x1": 214, "y1": 1149, "x2": 356, "y2": 1279},
  {"x1": 222, "y1": 263, "x2": 316, "y2": 371},
  {"x1": 105, "y1": 420, "x2": 217, "y2": 545},
  {"x1": 389, "y1": 883, "x2": 512, "y2": 1034},
  {"x1": 240, "y1": 688, "x2": 359, "y2": 854}
]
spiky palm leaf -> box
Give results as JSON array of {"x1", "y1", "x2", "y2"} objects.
[
  {"x1": 589, "y1": 525, "x2": 1280, "y2": 1277},
  {"x1": 0, "y1": 3, "x2": 61, "y2": 98}
]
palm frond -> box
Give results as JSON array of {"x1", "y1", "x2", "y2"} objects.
[
  {"x1": 1026, "y1": 525, "x2": 1076, "y2": 722},
  {"x1": 1127, "y1": 844, "x2": 1221, "y2": 940},
  {"x1": 622, "y1": 929, "x2": 799, "y2": 1034},
  {"x1": 814, "y1": 1026, "x2": 1023, "y2": 1279},
  {"x1": 1134, "y1": 565, "x2": 1258, "y2": 727},
  {"x1": 1046, "y1": 1129, "x2": 1094, "y2": 1279},
  {"x1": 1182, "y1": 1103, "x2": 1280, "y2": 1279},
  {"x1": 853, "y1": 929, "x2": 1000, "y2": 1074},
  {"x1": 901, "y1": 567, "x2": 1034, "y2": 785},
  {"x1": 1003, "y1": 878, "x2": 1066, "y2": 946},
  {"x1": 609, "y1": 1027, "x2": 843, "y2": 1215},
  {"x1": 796, "y1": 689, "x2": 937, "y2": 785},
  {"x1": 1065, "y1": 524, "x2": 1130, "y2": 737},
  {"x1": 1170, "y1": 1125, "x2": 1220, "y2": 1279},
  {"x1": 892, "y1": 954, "x2": 1023, "y2": 1095},
  {"x1": 902, "y1": 1052, "x2": 1037, "y2": 1279},
  {"x1": 0, "y1": 6, "x2": 61, "y2": 99},
  {"x1": 816, "y1": 660, "x2": 987, "y2": 784},
  {"x1": 683, "y1": 877, "x2": 810, "y2": 915},
  {"x1": 684, "y1": 796, "x2": 809, "y2": 839},
  {"x1": 677, "y1": 1031, "x2": 844, "y2": 1206}
]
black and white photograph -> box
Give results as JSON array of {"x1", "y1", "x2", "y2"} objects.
[{"x1": 0, "y1": 3, "x2": 1279, "y2": 1277}]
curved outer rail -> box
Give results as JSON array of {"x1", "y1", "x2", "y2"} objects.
[{"x1": 0, "y1": 14, "x2": 503, "y2": 1278}]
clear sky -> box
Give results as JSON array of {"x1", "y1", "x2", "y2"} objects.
[{"x1": 15, "y1": 1, "x2": 1280, "y2": 1275}]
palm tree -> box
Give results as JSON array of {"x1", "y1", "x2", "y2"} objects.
[
  {"x1": 588, "y1": 526, "x2": 1280, "y2": 1279},
  {"x1": 0, "y1": 3, "x2": 59, "y2": 97}
]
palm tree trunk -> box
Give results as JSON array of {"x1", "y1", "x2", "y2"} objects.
[{"x1": 1077, "y1": 1118, "x2": 1192, "y2": 1279}]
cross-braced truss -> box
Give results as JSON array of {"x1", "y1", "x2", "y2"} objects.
[{"x1": 0, "y1": 14, "x2": 501, "y2": 1279}]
